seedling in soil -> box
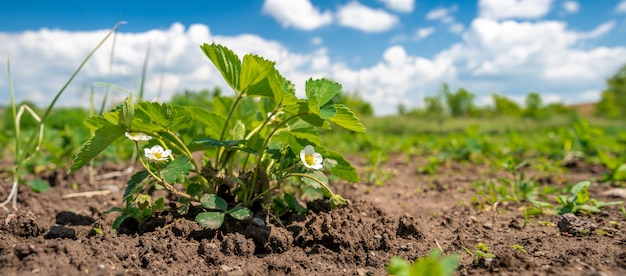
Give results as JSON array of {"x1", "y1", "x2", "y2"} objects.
[
  {"x1": 69, "y1": 43, "x2": 365, "y2": 230},
  {"x1": 473, "y1": 243, "x2": 496, "y2": 266},
  {"x1": 555, "y1": 181, "x2": 622, "y2": 214},
  {"x1": 386, "y1": 249, "x2": 459, "y2": 276},
  {"x1": 510, "y1": 244, "x2": 527, "y2": 254}
]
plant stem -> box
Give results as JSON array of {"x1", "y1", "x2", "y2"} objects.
[
  {"x1": 247, "y1": 112, "x2": 307, "y2": 203},
  {"x1": 136, "y1": 146, "x2": 191, "y2": 200},
  {"x1": 287, "y1": 172, "x2": 336, "y2": 197},
  {"x1": 216, "y1": 94, "x2": 245, "y2": 169}
]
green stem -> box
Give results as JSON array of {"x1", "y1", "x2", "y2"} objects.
[
  {"x1": 247, "y1": 112, "x2": 306, "y2": 203},
  {"x1": 241, "y1": 110, "x2": 278, "y2": 172},
  {"x1": 136, "y1": 144, "x2": 192, "y2": 200},
  {"x1": 248, "y1": 182, "x2": 282, "y2": 206},
  {"x1": 287, "y1": 172, "x2": 336, "y2": 197},
  {"x1": 216, "y1": 94, "x2": 245, "y2": 169}
]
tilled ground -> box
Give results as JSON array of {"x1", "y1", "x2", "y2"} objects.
[{"x1": 1, "y1": 155, "x2": 626, "y2": 275}]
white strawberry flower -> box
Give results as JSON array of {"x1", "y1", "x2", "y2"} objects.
[
  {"x1": 144, "y1": 145, "x2": 171, "y2": 162},
  {"x1": 300, "y1": 145, "x2": 323, "y2": 170}
]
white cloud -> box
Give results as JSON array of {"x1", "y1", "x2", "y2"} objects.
[
  {"x1": 378, "y1": 0, "x2": 414, "y2": 13},
  {"x1": 336, "y1": 2, "x2": 399, "y2": 33},
  {"x1": 311, "y1": 36, "x2": 323, "y2": 45},
  {"x1": 440, "y1": 18, "x2": 626, "y2": 109},
  {"x1": 617, "y1": 0, "x2": 626, "y2": 13},
  {"x1": 478, "y1": 0, "x2": 554, "y2": 20},
  {"x1": 261, "y1": 0, "x2": 333, "y2": 30},
  {"x1": 563, "y1": 1, "x2": 579, "y2": 14},
  {"x1": 1, "y1": 18, "x2": 625, "y2": 116},
  {"x1": 415, "y1": 27, "x2": 435, "y2": 40},
  {"x1": 426, "y1": 5, "x2": 457, "y2": 21},
  {"x1": 578, "y1": 20, "x2": 615, "y2": 39},
  {"x1": 425, "y1": 5, "x2": 464, "y2": 35},
  {"x1": 449, "y1": 23, "x2": 465, "y2": 34}
]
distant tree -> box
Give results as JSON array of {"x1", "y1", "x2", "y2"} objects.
[
  {"x1": 544, "y1": 102, "x2": 574, "y2": 116},
  {"x1": 169, "y1": 87, "x2": 222, "y2": 108},
  {"x1": 595, "y1": 64, "x2": 626, "y2": 118},
  {"x1": 442, "y1": 84, "x2": 475, "y2": 117},
  {"x1": 491, "y1": 94, "x2": 522, "y2": 117},
  {"x1": 397, "y1": 103, "x2": 408, "y2": 116},
  {"x1": 424, "y1": 93, "x2": 445, "y2": 118},
  {"x1": 523, "y1": 92, "x2": 543, "y2": 119}
]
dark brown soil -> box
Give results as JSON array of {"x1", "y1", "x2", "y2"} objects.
[{"x1": 1, "y1": 154, "x2": 626, "y2": 275}]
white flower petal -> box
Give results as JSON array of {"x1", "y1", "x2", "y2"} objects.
[
  {"x1": 313, "y1": 153, "x2": 323, "y2": 164},
  {"x1": 300, "y1": 145, "x2": 324, "y2": 170},
  {"x1": 304, "y1": 145, "x2": 315, "y2": 154}
]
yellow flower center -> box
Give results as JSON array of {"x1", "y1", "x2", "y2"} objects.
[
  {"x1": 304, "y1": 154, "x2": 315, "y2": 166},
  {"x1": 154, "y1": 152, "x2": 163, "y2": 159}
]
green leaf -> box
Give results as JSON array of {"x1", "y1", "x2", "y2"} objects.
[
  {"x1": 28, "y1": 179, "x2": 50, "y2": 193},
  {"x1": 112, "y1": 215, "x2": 130, "y2": 230},
  {"x1": 227, "y1": 206, "x2": 253, "y2": 220},
  {"x1": 161, "y1": 156, "x2": 194, "y2": 183},
  {"x1": 189, "y1": 138, "x2": 246, "y2": 152},
  {"x1": 613, "y1": 164, "x2": 626, "y2": 181},
  {"x1": 329, "y1": 104, "x2": 366, "y2": 132},
  {"x1": 284, "y1": 193, "x2": 307, "y2": 213},
  {"x1": 182, "y1": 107, "x2": 225, "y2": 138},
  {"x1": 69, "y1": 124, "x2": 125, "y2": 173},
  {"x1": 283, "y1": 101, "x2": 325, "y2": 127},
  {"x1": 83, "y1": 115, "x2": 113, "y2": 131},
  {"x1": 200, "y1": 194, "x2": 228, "y2": 211},
  {"x1": 386, "y1": 257, "x2": 411, "y2": 276},
  {"x1": 411, "y1": 257, "x2": 444, "y2": 276},
  {"x1": 92, "y1": 227, "x2": 103, "y2": 235},
  {"x1": 124, "y1": 170, "x2": 150, "y2": 200},
  {"x1": 439, "y1": 254, "x2": 461, "y2": 276},
  {"x1": 152, "y1": 197, "x2": 166, "y2": 212},
  {"x1": 186, "y1": 183, "x2": 203, "y2": 197},
  {"x1": 306, "y1": 78, "x2": 342, "y2": 107},
  {"x1": 267, "y1": 70, "x2": 298, "y2": 106},
  {"x1": 302, "y1": 171, "x2": 327, "y2": 189},
  {"x1": 119, "y1": 96, "x2": 134, "y2": 129},
  {"x1": 240, "y1": 54, "x2": 275, "y2": 92},
  {"x1": 287, "y1": 120, "x2": 322, "y2": 146},
  {"x1": 571, "y1": 181, "x2": 590, "y2": 204},
  {"x1": 323, "y1": 149, "x2": 360, "y2": 182},
  {"x1": 201, "y1": 43, "x2": 241, "y2": 92},
  {"x1": 576, "y1": 205, "x2": 601, "y2": 214},
  {"x1": 195, "y1": 211, "x2": 225, "y2": 230},
  {"x1": 319, "y1": 105, "x2": 336, "y2": 119},
  {"x1": 136, "y1": 102, "x2": 188, "y2": 130}
]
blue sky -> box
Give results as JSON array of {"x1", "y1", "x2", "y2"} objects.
[{"x1": 1, "y1": 0, "x2": 626, "y2": 115}]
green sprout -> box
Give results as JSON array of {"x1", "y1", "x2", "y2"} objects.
[
  {"x1": 386, "y1": 249, "x2": 459, "y2": 276},
  {"x1": 510, "y1": 244, "x2": 527, "y2": 254},
  {"x1": 555, "y1": 181, "x2": 622, "y2": 214}
]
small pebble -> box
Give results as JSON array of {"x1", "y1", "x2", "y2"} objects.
[
  {"x1": 483, "y1": 222, "x2": 493, "y2": 229},
  {"x1": 44, "y1": 225, "x2": 76, "y2": 239},
  {"x1": 251, "y1": 217, "x2": 265, "y2": 227}
]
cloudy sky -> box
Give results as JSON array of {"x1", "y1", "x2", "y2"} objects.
[{"x1": 1, "y1": 0, "x2": 626, "y2": 115}]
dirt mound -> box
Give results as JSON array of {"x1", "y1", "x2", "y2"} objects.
[{"x1": 1, "y1": 155, "x2": 626, "y2": 275}]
